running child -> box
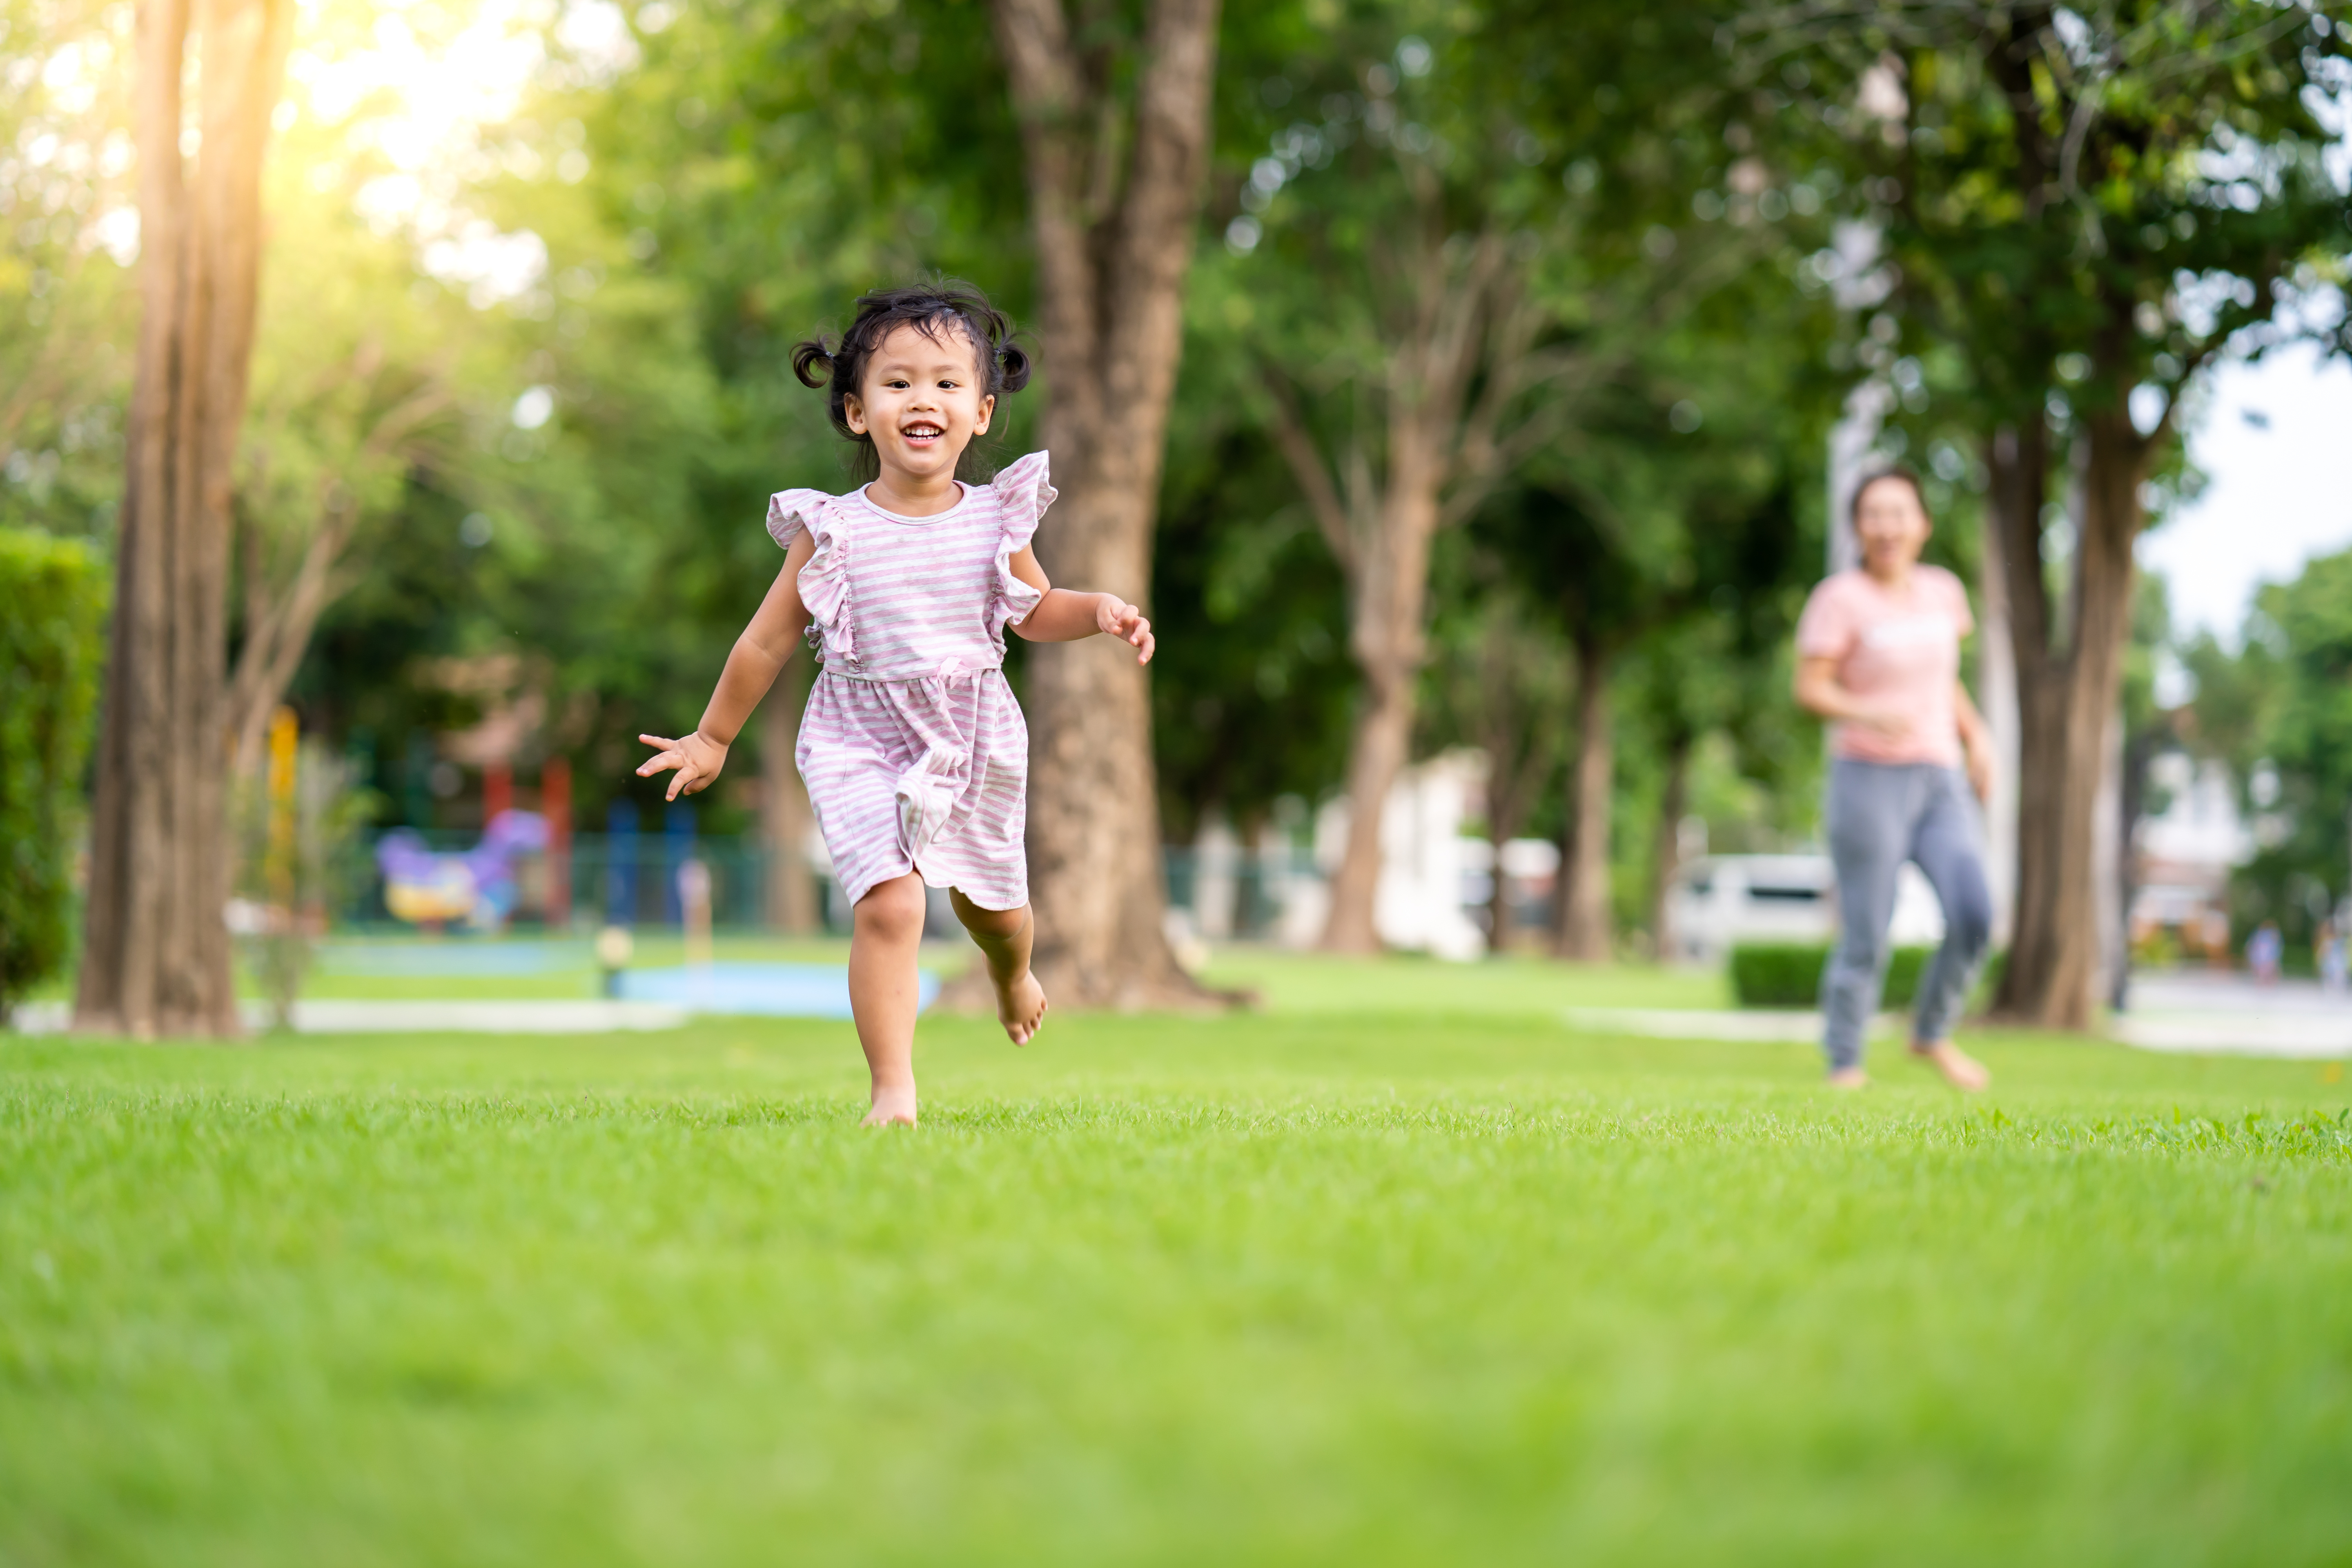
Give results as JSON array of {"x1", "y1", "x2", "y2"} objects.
[{"x1": 637, "y1": 282, "x2": 1153, "y2": 1127}]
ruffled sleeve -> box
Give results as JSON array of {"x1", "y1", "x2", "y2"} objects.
[
  {"x1": 767, "y1": 489, "x2": 854, "y2": 666},
  {"x1": 987, "y1": 451, "x2": 1056, "y2": 646},
  {"x1": 764, "y1": 488, "x2": 829, "y2": 551}
]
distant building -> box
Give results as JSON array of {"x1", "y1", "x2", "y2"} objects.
[{"x1": 2131, "y1": 751, "x2": 2248, "y2": 961}]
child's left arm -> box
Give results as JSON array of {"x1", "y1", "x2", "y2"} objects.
[{"x1": 1006, "y1": 547, "x2": 1154, "y2": 664}]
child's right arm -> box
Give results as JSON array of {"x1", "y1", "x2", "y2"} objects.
[{"x1": 637, "y1": 534, "x2": 816, "y2": 801}]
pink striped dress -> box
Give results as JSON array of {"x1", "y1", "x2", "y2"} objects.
[{"x1": 766, "y1": 451, "x2": 1053, "y2": 912}]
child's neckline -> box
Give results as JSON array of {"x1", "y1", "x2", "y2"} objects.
[{"x1": 859, "y1": 480, "x2": 969, "y2": 524}]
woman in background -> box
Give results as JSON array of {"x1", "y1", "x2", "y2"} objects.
[{"x1": 1794, "y1": 469, "x2": 1997, "y2": 1091}]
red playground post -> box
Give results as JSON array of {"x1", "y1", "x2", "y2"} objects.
[
  {"x1": 483, "y1": 762, "x2": 514, "y2": 825},
  {"x1": 543, "y1": 757, "x2": 572, "y2": 930}
]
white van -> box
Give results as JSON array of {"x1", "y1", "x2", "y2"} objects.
[{"x1": 1666, "y1": 853, "x2": 1946, "y2": 965}]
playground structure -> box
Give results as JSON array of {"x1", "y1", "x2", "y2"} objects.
[{"x1": 376, "y1": 810, "x2": 552, "y2": 931}]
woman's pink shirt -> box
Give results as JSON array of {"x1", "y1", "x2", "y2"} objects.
[{"x1": 1794, "y1": 565, "x2": 1974, "y2": 768}]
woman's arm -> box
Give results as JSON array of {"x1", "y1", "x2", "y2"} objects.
[
  {"x1": 1953, "y1": 679, "x2": 1997, "y2": 802},
  {"x1": 1004, "y1": 546, "x2": 1154, "y2": 663},
  {"x1": 1793, "y1": 656, "x2": 1910, "y2": 735},
  {"x1": 637, "y1": 535, "x2": 815, "y2": 800}
]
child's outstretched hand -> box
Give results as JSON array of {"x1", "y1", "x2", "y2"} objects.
[
  {"x1": 1097, "y1": 595, "x2": 1154, "y2": 665},
  {"x1": 637, "y1": 730, "x2": 728, "y2": 800}
]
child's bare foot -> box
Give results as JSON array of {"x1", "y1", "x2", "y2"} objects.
[
  {"x1": 1910, "y1": 1039, "x2": 1990, "y2": 1092},
  {"x1": 863, "y1": 1084, "x2": 918, "y2": 1127},
  {"x1": 996, "y1": 969, "x2": 1047, "y2": 1046},
  {"x1": 1826, "y1": 1066, "x2": 1870, "y2": 1091}
]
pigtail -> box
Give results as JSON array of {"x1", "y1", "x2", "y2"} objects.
[
  {"x1": 790, "y1": 337, "x2": 837, "y2": 388},
  {"x1": 997, "y1": 342, "x2": 1033, "y2": 394}
]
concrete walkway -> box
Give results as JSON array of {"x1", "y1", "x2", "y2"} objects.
[
  {"x1": 8, "y1": 999, "x2": 692, "y2": 1035},
  {"x1": 2109, "y1": 974, "x2": 2352, "y2": 1059},
  {"x1": 1561, "y1": 1008, "x2": 1874, "y2": 1043},
  {"x1": 1562, "y1": 972, "x2": 2352, "y2": 1059}
]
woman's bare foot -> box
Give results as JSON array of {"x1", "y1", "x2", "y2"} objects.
[
  {"x1": 1910, "y1": 1039, "x2": 1990, "y2": 1091},
  {"x1": 863, "y1": 1083, "x2": 918, "y2": 1127},
  {"x1": 996, "y1": 969, "x2": 1047, "y2": 1046},
  {"x1": 1826, "y1": 1066, "x2": 1870, "y2": 1091}
]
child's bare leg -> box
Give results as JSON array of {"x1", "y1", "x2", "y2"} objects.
[
  {"x1": 849, "y1": 873, "x2": 928, "y2": 1125},
  {"x1": 949, "y1": 889, "x2": 1047, "y2": 1045}
]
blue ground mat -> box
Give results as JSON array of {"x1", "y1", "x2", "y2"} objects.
[{"x1": 615, "y1": 963, "x2": 937, "y2": 1018}]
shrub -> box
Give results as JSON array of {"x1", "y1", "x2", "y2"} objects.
[
  {"x1": 1972, "y1": 947, "x2": 2009, "y2": 1014},
  {"x1": 1728, "y1": 941, "x2": 1934, "y2": 1009},
  {"x1": 230, "y1": 731, "x2": 374, "y2": 1030},
  {"x1": 0, "y1": 529, "x2": 109, "y2": 1018}
]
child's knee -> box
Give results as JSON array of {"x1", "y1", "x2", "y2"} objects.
[
  {"x1": 954, "y1": 896, "x2": 1027, "y2": 942},
  {"x1": 854, "y1": 876, "x2": 927, "y2": 943}
]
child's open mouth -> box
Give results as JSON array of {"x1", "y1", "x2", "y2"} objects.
[{"x1": 902, "y1": 422, "x2": 944, "y2": 445}]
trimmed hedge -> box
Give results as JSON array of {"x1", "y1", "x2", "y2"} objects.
[
  {"x1": 0, "y1": 529, "x2": 109, "y2": 1016},
  {"x1": 1728, "y1": 941, "x2": 1934, "y2": 1009}
]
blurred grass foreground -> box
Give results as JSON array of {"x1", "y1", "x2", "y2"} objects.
[{"x1": 5, "y1": 975, "x2": 2350, "y2": 1565}]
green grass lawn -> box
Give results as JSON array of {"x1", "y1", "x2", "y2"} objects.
[{"x1": 4, "y1": 988, "x2": 2349, "y2": 1565}]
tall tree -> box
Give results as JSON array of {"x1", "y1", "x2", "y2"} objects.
[
  {"x1": 225, "y1": 195, "x2": 466, "y2": 781},
  {"x1": 1419, "y1": 570, "x2": 1572, "y2": 949},
  {"x1": 2111, "y1": 572, "x2": 2174, "y2": 1007},
  {"x1": 1475, "y1": 249, "x2": 1830, "y2": 960},
  {"x1": 989, "y1": 0, "x2": 1223, "y2": 1004},
  {"x1": 1204, "y1": 0, "x2": 1768, "y2": 951},
  {"x1": 2187, "y1": 548, "x2": 2352, "y2": 959},
  {"x1": 1619, "y1": 521, "x2": 1820, "y2": 961},
  {"x1": 77, "y1": 0, "x2": 294, "y2": 1036},
  {"x1": 1147, "y1": 421, "x2": 1356, "y2": 848},
  {"x1": 1742, "y1": 1, "x2": 2352, "y2": 1026},
  {"x1": 0, "y1": 0, "x2": 138, "y2": 542}
]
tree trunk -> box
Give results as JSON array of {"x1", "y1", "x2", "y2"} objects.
[
  {"x1": 1322, "y1": 661, "x2": 1410, "y2": 953},
  {"x1": 761, "y1": 655, "x2": 819, "y2": 935},
  {"x1": 1650, "y1": 729, "x2": 1692, "y2": 963},
  {"x1": 77, "y1": 0, "x2": 293, "y2": 1038},
  {"x1": 1470, "y1": 606, "x2": 1563, "y2": 956},
  {"x1": 1261, "y1": 233, "x2": 1516, "y2": 955},
  {"x1": 1481, "y1": 748, "x2": 1532, "y2": 957},
  {"x1": 1320, "y1": 461, "x2": 1440, "y2": 953},
  {"x1": 1555, "y1": 634, "x2": 1615, "y2": 961},
  {"x1": 2114, "y1": 715, "x2": 2162, "y2": 1012},
  {"x1": 1989, "y1": 410, "x2": 2148, "y2": 1029},
  {"x1": 1485, "y1": 812, "x2": 1518, "y2": 955},
  {"x1": 991, "y1": 0, "x2": 1219, "y2": 1006},
  {"x1": 1975, "y1": 475, "x2": 2021, "y2": 947}
]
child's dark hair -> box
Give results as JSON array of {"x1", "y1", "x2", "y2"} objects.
[{"x1": 790, "y1": 280, "x2": 1033, "y2": 483}]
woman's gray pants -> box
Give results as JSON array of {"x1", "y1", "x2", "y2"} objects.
[{"x1": 1820, "y1": 759, "x2": 1994, "y2": 1070}]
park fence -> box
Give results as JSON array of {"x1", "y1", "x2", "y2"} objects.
[
  {"x1": 350, "y1": 830, "x2": 1381, "y2": 943},
  {"x1": 347, "y1": 830, "x2": 833, "y2": 934}
]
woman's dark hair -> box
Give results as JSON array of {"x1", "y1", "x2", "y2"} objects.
[
  {"x1": 1848, "y1": 465, "x2": 1930, "y2": 526},
  {"x1": 790, "y1": 280, "x2": 1033, "y2": 483}
]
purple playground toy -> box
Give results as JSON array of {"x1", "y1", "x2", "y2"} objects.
[{"x1": 376, "y1": 810, "x2": 551, "y2": 930}]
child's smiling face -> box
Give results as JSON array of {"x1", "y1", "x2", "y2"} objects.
[{"x1": 843, "y1": 320, "x2": 995, "y2": 486}]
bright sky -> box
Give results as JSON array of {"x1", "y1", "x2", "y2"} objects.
[{"x1": 2138, "y1": 339, "x2": 2352, "y2": 645}]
